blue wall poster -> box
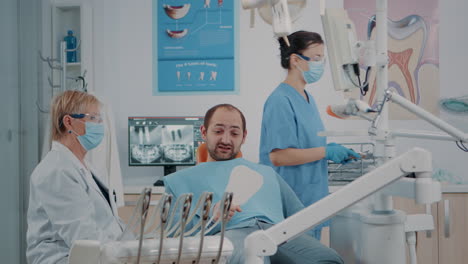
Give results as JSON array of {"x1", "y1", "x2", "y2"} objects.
[{"x1": 153, "y1": 0, "x2": 237, "y2": 94}]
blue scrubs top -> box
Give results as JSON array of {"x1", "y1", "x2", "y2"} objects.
[
  {"x1": 259, "y1": 83, "x2": 329, "y2": 209},
  {"x1": 163, "y1": 158, "x2": 306, "y2": 235}
]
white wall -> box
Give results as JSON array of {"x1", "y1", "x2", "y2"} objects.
[
  {"x1": 3, "y1": 0, "x2": 42, "y2": 262},
  {"x1": 1, "y1": 0, "x2": 21, "y2": 262},
  {"x1": 90, "y1": 0, "x2": 468, "y2": 186}
]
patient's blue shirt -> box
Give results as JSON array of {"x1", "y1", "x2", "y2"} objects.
[{"x1": 163, "y1": 158, "x2": 305, "y2": 234}]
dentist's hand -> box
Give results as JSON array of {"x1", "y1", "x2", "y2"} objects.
[
  {"x1": 325, "y1": 143, "x2": 361, "y2": 164},
  {"x1": 212, "y1": 202, "x2": 242, "y2": 222}
]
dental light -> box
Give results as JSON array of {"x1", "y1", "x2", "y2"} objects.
[
  {"x1": 241, "y1": 0, "x2": 306, "y2": 46},
  {"x1": 321, "y1": 6, "x2": 368, "y2": 92}
]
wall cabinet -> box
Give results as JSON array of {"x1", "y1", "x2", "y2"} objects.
[
  {"x1": 52, "y1": 1, "x2": 93, "y2": 92},
  {"x1": 39, "y1": 0, "x2": 94, "y2": 155},
  {"x1": 40, "y1": 0, "x2": 93, "y2": 101},
  {"x1": 394, "y1": 193, "x2": 468, "y2": 264}
]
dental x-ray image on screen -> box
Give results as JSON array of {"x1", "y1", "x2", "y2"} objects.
[
  {"x1": 128, "y1": 117, "x2": 204, "y2": 166},
  {"x1": 160, "y1": 125, "x2": 194, "y2": 163},
  {"x1": 129, "y1": 124, "x2": 163, "y2": 164}
]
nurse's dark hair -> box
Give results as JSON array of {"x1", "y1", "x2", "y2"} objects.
[
  {"x1": 50, "y1": 90, "x2": 101, "y2": 141},
  {"x1": 278, "y1": 31, "x2": 324, "y2": 69},
  {"x1": 204, "y1": 104, "x2": 246, "y2": 132}
]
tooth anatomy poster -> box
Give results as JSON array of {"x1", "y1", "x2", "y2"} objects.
[
  {"x1": 345, "y1": 0, "x2": 440, "y2": 119},
  {"x1": 153, "y1": 0, "x2": 237, "y2": 94}
]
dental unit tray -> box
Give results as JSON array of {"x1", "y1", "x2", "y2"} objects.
[
  {"x1": 328, "y1": 142, "x2": 376, "y2": 185},
  {"x1": 69, "y1": 190, "x2": 235, "y2": 264},
  {"x1": 100, "y1": 236, "x2": 233, "y2": 264}
]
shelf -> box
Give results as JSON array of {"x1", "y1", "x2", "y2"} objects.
[
  {"x1": 56, "y1": 5, "x2": 79, "y2": 12},
  {"x1": 66, "y1": 62, "x2": 81, "y2": 67},
  {"x1": 48, "y1": 1, "x2": 92, "y2": 92}
]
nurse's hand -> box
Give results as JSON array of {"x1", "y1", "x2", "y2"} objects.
[
  {"x1": 325, "y1": 143, "x2": 361, "y2": 164},
  {"x1": 212, "y1": 202, "x2": 242, "y2": 222}
]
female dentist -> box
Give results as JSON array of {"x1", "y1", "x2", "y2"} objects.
[
  {"x1": 259, "y1": 31, "x2": 360, "y2": 240},
  {"x1": 27, "y1": 90, "x2": 125, "y2": 264}
]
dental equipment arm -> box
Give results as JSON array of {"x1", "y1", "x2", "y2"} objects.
[
  {"x1": 241, "y1": 0, "x2": 293, "y2": 45},
  {"x1": 244, "y1": 147, "x2": 441, "y2": 264},
  {"x1": 371, "y1": 89, "x2": 468, "y2": 143}
]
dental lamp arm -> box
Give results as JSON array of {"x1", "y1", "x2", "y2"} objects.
[
  {"x1": 241, "y1": 0, "x2": 292, "y2": 45},
  {"x1": 244, "y1": 147, "x2": 436, "y2": 264},
  {"x1": 391, "y1": 129, "x2": 459, "y2": 141},
  {"x1": 380, "y1": 176, "x2": 441, "y2": 205},
  {"x1": 372, "y1": 90, "x2": 468, "y2": 143}
]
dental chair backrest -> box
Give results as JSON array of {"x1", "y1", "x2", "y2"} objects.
[{"x1": 196, "y1": 143, "x2": 242, "y2": 164}]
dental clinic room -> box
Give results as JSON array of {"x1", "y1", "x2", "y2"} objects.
[{"x1": 3, "y1": 0, "x2": 468, "y2": 263}]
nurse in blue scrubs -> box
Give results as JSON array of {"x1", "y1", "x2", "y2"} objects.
[{"x1": 259, "y1": 31, "x2": 360, "y2": 240}]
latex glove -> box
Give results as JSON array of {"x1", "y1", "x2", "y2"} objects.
[{"x1": 325, "y1": 143, "x2": 361, "y2": 164}]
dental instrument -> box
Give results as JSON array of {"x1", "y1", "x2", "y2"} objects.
[{"x1": 68, "y1": 191, "x2": 234, "y2": 264}]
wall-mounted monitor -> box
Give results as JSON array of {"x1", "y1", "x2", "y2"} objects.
[
  {"x1": 128, "y1": 116, "x2": 204, "y2": 180},
  {"x1": 321, "y1": 8, "x2": 360, "y2": 92}
]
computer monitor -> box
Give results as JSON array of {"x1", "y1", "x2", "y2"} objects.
[
  {"x1": 128, "y1": 116, "x2": 204, "y2": 183},
  {"x1": 321, "y1": 8, "x2": 360, "y2": 92}
]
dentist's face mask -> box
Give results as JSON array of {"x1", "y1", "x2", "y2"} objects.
[
  {"x1": 296, "y1": 54, "x2": 325, "y2": 84},
  {"x1": 69, "y1": 113, "x2": 105, "y2": 151}
]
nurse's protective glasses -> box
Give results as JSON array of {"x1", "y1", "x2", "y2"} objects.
[
  {"x1": 70, "y1": 113, "x2": 103, "y2": 123},
  {"x1": 297, "y1": 53, "x2": 326, "y2": 63}
]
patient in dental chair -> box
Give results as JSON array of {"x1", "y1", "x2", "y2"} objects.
[{"x1": 164, "y1": 104, "x2": 343, "y2": 264}]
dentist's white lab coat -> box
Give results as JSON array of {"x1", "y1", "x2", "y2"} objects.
[{"x1": 27, "y1": 141, "x2": 125, "y2": 264}]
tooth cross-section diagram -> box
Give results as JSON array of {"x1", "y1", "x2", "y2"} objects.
[{"x1": 345, "y1": 0, "x2": 440, "y2": 119}]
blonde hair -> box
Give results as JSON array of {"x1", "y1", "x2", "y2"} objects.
[{"x1": 50, "y1": 90, "x2": 101, "y2": 141}]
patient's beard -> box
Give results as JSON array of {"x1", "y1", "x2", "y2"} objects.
[{"x1": 208, "y1": 143, "x2": 239, "y2": 161}]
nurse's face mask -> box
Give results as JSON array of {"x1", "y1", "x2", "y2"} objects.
[
  {"x1": 69, "y1": 113, "x2": 105, "y2": 151},
  {"x1": 296, "y1": 53, "x2": 326, "y2": 84}
]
